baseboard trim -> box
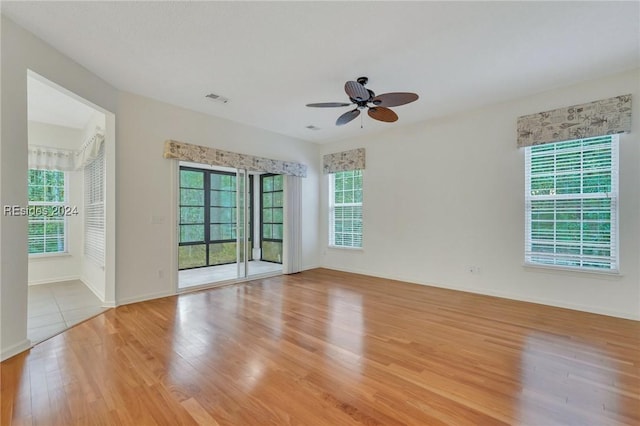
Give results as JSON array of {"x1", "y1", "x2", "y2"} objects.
[
  {"x1": 119, "y1": 270, "x2": 310, "y2": 306},
  {"x1": 80, "y1": 276, "x2": 106, "y2": 302},
  {"x1": 1, "y1": 339, "x2": 32, "y2": 361},
  {"x1": 28, "y1": 275, "x2": 81, "y2": 286},
  {"x1": 320, "y1": 265, "x2": 640, "y2": 321},
  {"x1": 117, "y1": 290, "x2": 175, "y2": 306}
]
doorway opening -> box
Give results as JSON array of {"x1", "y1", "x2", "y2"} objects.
[
  {"x1": 26, "y1": 71, "x2": 114, "y2": 344},
  {"x1": 177, "y1": 163, "x2": 283, "y2": 290}
]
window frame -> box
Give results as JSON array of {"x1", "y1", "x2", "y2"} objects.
[
  {"x1": 328, "y1": 169, "x2": 363, "y2": 249},
  {"x1": 28, "y1": 169, "x2": 68, "y2": 257},
  {"x1": 524, "y1": 135, "x2": 619, "y2": 273}
]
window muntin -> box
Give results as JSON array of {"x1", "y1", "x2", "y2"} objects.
[
  {"x1": 329, "y1": 170, "x2": 363, "y2": 248},
  {"x1": 525, "y1": 135, "x2": 618, "y2": 271},
  {"x1": 28, "y1": 169, "x2": 67, "y2": 255}
]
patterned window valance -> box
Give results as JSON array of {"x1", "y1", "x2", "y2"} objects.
[
  {"x1": 517, "y1": 94, "x2": 632, "y2": 148},
  {"x1": 163, "y1": 140, "x2": 307, "y2": 177},
  {"x1": 323, "y1": 148, "x2": 366, "y2": 174}
]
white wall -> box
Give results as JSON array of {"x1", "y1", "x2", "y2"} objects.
[
  {"x1": 27, "y1": 122, "x2": 84, "y2": 285},
  {"x1": 1, "y1": 15, "x2": 118, "y2": 360},
  {"x1": 115, "y1": 92, "x2": 320, "y2": 304},
  {"x1": 28, "y1": 121, "x2": 83, "y2": 150},
  {"x1": 320, "y1": 69, "x2": 640, "y2": 320}
]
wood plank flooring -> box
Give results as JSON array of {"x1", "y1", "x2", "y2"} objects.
[{"x1": 2, "y1": 268, "x2": 639, "y2": 425}]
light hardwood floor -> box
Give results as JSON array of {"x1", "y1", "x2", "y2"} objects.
[{"x1": 2, "y1": 269, "x2": 638, "y2": 425}]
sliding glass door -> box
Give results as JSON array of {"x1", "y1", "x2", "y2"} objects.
[{"x1": 178, "y1": 165, "x2": 282, "y2": 289}]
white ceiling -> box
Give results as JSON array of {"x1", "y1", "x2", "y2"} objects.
[{"x1": 3, "y1": 1, "x2": 639, "y2": 144}]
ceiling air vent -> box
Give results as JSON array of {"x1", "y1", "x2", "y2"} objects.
[
  {"x1": 306, "y1": 125, "x2": 321, "y2": 131},
  {"x1": 205, "y1": 93, "x2": 229, "y2": 104}
]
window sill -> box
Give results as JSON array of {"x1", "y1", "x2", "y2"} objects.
[
  {"x1": 523, "y1": 262, "x2": 621, "y2": 277},
  {"x1": 29, "y1": 252, "x2": 71, "y2": 260},
  {"x1": 328, "y1": 245, "x2": 363, "y2": 251}
]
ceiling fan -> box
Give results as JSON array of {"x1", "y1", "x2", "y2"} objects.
[{"x1": 306, "y1": 77, "x2": 419, "y2": 126}]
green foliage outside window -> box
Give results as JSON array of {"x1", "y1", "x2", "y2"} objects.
[
  {"x1": 28, "y1": 169, "x2": 66, "y2": 254},
  {"x1": 331, "y1": 170, "x2": 363, "y2": 248},
  {"x1": 261, "y1": 174, "x2": 284, "y2": 263}
]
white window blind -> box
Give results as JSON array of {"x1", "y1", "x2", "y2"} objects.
[
  {"x1": 84, "y1": 144, "x2": 105, "y2": 267},
  {"x1": 28, "y1": 169, "x2": 67, "y2": 255},
  {"x1": 525, "y1": 135, "x2": 618, "y2": 271},
  {"x1": 329, "y1": 170, "x2": 363, "y2": 248}
]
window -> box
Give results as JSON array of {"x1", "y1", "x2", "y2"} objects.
[
  {"x1": 525, "y1": 135, "x2": 618, "y2": 271},
  {"x1": 329, "y1": 170, "x2": 363, "y2": 248},
  {"x1": 85, "y1": 145, "x2": 105, "y2": 266},
  {"x1": 261, "y1": 174, "x2": 283, "y2": 263},
  {"x1": 28, "y1": 169, "x2": 67, "y2": 255}
]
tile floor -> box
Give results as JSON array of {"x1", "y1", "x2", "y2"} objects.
[
  {"x1": 28, "y1": 280, "x2": 108, "y2": 344},
  {"x1": 179, "y1": 260, "x2": 282, "y2": 289}
]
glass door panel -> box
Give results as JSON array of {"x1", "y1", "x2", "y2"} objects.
[
  {"x1": 248, "y1": 174, "x2": 283, "y2": 277},
  {"x1": 178, "y1": 168, "x2": 206, "y2": 270},
  {"x1": 179, "y1": 167, "x2": 247, "y2": 289},
  {"x1": 209, "y1": 171, "x2": 237, "y2": 267},
  {"x1": 260, "y1": 174, "x2": 284, "y2": 264}
]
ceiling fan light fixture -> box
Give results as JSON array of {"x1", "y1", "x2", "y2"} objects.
[{"x1": 307, "y1": 77, "x2": 418, "y2": 126}]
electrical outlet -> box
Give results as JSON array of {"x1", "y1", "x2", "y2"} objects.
[
  {"x1": 468, "y1": 266, "x2": 480, "y2": 274},
  {"x1": 158, "y1": 269, "x2": 164, "y2": 279}
]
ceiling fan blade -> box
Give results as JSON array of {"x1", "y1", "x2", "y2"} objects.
[
  {"x1": 306, "y1": 102, "x2": 352, "y2": 108},
  {"x1": 336, "y1": 108, "x2": 360, "y2": 126},
  {"x1": 344, "y1": 81, "x2": 371, "y2": 102},
  {"x1": 372, "y1": 92, "x2": 419, "y2": 107},
  {"x1": 368, "y1": 107, "x2": 398, "y2": 123}
]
